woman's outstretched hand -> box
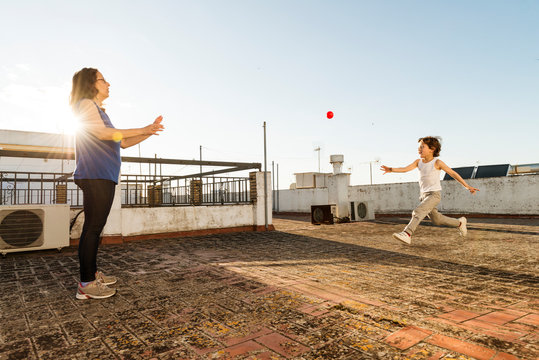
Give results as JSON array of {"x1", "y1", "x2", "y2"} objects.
[{"x1": 143, "y1": 116, "x2": 164, "y2": 135}]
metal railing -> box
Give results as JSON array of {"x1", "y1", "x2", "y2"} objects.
[
  {"x1": 0, "y1": 172, "x2": 74, "y2": 206},
  {"x1": 0, "y1": 171, "x2": 251, "y2": 207},
  {"x1": 121, "y1": 174, "x2": 251, "y2": 206}
]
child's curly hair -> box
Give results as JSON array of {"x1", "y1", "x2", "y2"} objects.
[{"x1": 418, "y1": 136, "x2": 442, "y2": 157}]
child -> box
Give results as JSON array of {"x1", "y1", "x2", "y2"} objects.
[{"x1": 380, "y1": 136, "x2": 479, "y2": 244}]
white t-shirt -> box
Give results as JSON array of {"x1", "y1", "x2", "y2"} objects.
[{"x1": 418, "y1": 158, "x2": 442, "y2": 193}]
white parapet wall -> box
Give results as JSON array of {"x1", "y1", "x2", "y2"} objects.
[
  {"x1": 277, "y1": 188, "x2": 329, "y2": 213},
  {"x1": 121, "y1": 204, "x2": 255, "y2": 236},
  {"x1": 276, "y1": 175, "x2": 538, "y2": 215},
  {"x1": 438, "y1": 175, "x2": 538, "y2": 214},
  {"x1": 348, "y1": 182, "x2": 420, "y2": 214},
  {"x1": 70, "y1": 171, "x2": 273, "y2": 242},
  {"x1": 70, "y1": 204, "x2": 259, "y2": 241}
]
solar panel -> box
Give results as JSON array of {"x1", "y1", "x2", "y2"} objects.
[
  {"x1": 443, "y1": 166, "x2": 475, "y2": 180},
  {"x1": 474, "y1": 164, "x2": 510, "y2": 178}
]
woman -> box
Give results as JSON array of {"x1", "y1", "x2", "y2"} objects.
[{"x1": 70, "y1": 67, "x2": 164, "y2": 299}]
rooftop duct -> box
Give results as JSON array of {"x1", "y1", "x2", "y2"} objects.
[{"x1": 330, "y1": 154, "x2": 344, "y2": 174}]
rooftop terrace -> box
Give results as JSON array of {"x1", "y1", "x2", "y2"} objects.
[{"x1": 0, "y1": 215, "x2": 537, "y2": 359}]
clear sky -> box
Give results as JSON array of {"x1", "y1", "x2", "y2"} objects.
[{"x1": 1, "y1": 0, "x2": 538, "y2": 187}]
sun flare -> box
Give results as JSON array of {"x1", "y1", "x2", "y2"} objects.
[{"x1": 56, "y1": 112, "x2": 81, "y2": 135}]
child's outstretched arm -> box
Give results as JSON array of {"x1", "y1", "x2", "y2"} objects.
[
  {"x1": 380, "y1": 160, "x2": 419, "y2": 175},
  {"x1": 436, "y1": 160, "x2": 480, "y2": 194}
]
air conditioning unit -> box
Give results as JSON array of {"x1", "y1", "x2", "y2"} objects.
[
  {"x1": 0, "y1": 204, "x2": 70, "y2": 256},
  {"x1": 349, "y1": 201, "x2": 374, "y2": 221},
  {"x1": 311, "y1": 204, "x2": 336, "y2": 225}
]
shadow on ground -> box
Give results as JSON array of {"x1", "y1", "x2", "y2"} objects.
[{"x1": 0, "y1": 216, "x2": 537, "y2": 359}]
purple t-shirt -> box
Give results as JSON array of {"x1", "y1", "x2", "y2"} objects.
[{"x1": 73, "y1": 101, "x2": 121, "y2": 183}]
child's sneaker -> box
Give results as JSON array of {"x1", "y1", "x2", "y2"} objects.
[
  {"x1": 392, "y1": 231, "x2": 411, "y2": 245},
  {"x1": 76, "y1": 280, "x2": 116, "y2": 300},
  {"x1": 96, "y1": 271, "x2": 117, "y2": 286},
  {"x1": 458, "y1": 217, "x2": 467, "y2": 237}
]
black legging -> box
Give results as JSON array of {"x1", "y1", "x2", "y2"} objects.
[{"x1": 75, "y1": 179, "x2": 116, "y2": 282}]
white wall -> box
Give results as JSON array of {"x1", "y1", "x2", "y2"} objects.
[
  {"x1": 0, "y1": 130, "x2": 75, "y2": 173},
  {"x1": 277, "y1": 188, "x2": 329, "y2": 212},
  {"x1": 348, "y1": 182, "x2": 419, "y2": 214},
  {"x1": 71, "y1": 203, "x2": 266, "y2": 240},
  {"x1": 121, "y1": 205, "x2": 254, "y2": 236},
  {"x1": 277, "y1": 175, "x2": 539, "y2": 215},
  {"x1": 70, "y1": 171, "x2": 273, "y2": 240},
  {"x1": 438, "y1": 175, "x2": 538, "y2": 214},
  {"x1": 253, "y1": 172, "x2": 273, "y2": 228},
  {"x1": 0, "y1": 129, "x2": 74, "y2": 148}
]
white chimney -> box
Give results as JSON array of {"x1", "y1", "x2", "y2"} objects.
[{"x1": 330, "y1": 154, "x2": 344, "y2": 174}]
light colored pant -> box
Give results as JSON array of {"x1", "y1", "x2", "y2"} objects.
[{"x1": 404, "y1": 191, "x2": 460, "y2": 235}]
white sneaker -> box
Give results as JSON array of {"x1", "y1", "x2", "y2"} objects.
[
  {"x1": 392, "y1": 231, "x2": 411, "y2": 245},
  {"x1": 95, "y1": 271, "x2": 118, "y2": 286},
  {"x1": 76, "y1": 280, "x2": 116, "y2": 300},
  {"x1": 458, "y1": 217, "x2": 467, "y2": 237}
]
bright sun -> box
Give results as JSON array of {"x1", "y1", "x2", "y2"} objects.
[
  {"x1": 1, "y1": 81, "x2": 81, "y2": 135},
  {"x1": 55, "y1": 109, "x2": 81, "y2": 135}
]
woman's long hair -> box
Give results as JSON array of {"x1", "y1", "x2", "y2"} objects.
[{"x1": 69, "y1": 67, "x2": 98, "y2": 110}]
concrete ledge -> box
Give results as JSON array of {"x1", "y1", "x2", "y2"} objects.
[
  {"x1": 275, "y1": 211, "x2": 539, "y2": 219},
  {"x1": 278, "y1": 175, "x2": 538, "y2": 215},
  {"x1": 274, "y1": 211, "x2": 311, "y2": 216},
  {"x1": 376, "y1": 213, "x2": 539, "y2": 219},
  {"x1": 70, "y1": 225, "x2": 276, "y2": 246}
]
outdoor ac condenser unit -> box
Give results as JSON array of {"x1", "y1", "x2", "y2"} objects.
[
  {"x1": 0, "y1": 204, "x2": 70, "y2": 256},
  {"x1": 311, "y1": 204, "x2": 336, "y2": 225},
  {"x1": 349, "y1": 201, "x2": 374, "y2": 221}
]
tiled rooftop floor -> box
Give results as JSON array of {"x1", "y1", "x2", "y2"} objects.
[{"x1": 0, "y1": 215, "x2": 537, "y2": 359}]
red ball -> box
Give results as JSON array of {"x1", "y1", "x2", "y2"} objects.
[{"x1": 327, "y1": 111, "x2": 334, "y2": 119}]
